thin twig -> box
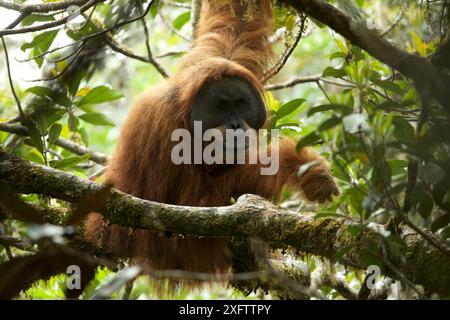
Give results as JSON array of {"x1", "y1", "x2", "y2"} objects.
[
  {"x1": 89, "y1": 166, "x2": 108, "y2": 180},
  {"x1": 24, "y1": 43, "x2": 84, "y2": 82},
  {"x1": 0, "y1": 0, "x2": 104, "y2": 36},
  {"x1": 265, "y1": 74, "x2": 321, "y2": 90},
  {"x1": 13, "y1": 0, "x2": 157, "y2": 66},
  {"x1": 261, "y1": 16, "x2": 307, "y2": 83},
  {"x1": 191, "y1": 0, "x2": 202, "y2": 38},
  {"x1": 15, "y1": 41, "x2": 84, "y2": 63},
  {"x1": 265, "y1": 74, "x2": 355, "y2": 91},
  {"x1": 105, "y1": 37, "x2": 168, "y2": 77},
  {"x1": 1, "y1": 37, "x2": 25, "y2": 120},
  {"x1": 282, "y1": 0, "x2": 450, "y2": 115},
  {"x1": 164, "y1": 0, "x2": 191, "y2": 9},
  {"x1": 155, "y1": 50, "x2": 186, "y2": 58},
  {"x1": 1, "y1": 0, "x2": 93, "y2": 29},
  {"x1": 158, "y1": 7, "x2": 192, "y2": 42},
  {"x1": 137, "y1": 0, "x2": 168, "y2": 77},
  {"x1": 380, "y1": 9, "x2": 404, "y2": 37},
  {"x1": 0, "y1": 0, "x2": 92, "y2": 13}
]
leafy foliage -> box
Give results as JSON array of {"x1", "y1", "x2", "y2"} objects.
[{"x1": 0, "y1": 0, "x2": 449, "y2": 300}]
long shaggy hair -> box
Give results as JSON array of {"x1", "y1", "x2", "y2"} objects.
[{"x1": 85, "y1": 0, "x2": 338, "y2": 289}]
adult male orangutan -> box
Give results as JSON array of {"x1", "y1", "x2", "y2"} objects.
[{"x1": 85, "y1": 0, "x2": 339, "y2": 289}]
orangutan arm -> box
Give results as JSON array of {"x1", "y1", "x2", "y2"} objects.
[{"x1": 232, "y1": 139, "x2": 340, "y2": 203}]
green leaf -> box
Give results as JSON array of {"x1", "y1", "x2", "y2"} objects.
[
  {"x1": 50, "y1": 154, "x2": 91, "y2": 170},
  {"x1": 24, "y1": 150, "x2": 45, "y2": 164},
  {"x1": 318, "y1": 117, "x2": 342, "y2": 131},
  {"x1": 66, "y1": 70, "x2": 86, "y2": 97},
  {"x1": 392, "y1": 116, "x2": 415, "y2": 142},
  {"x1": 322, "y1": 66, "x2": 346, "y2": 78},
  {"x1": 21, "y1": 30, "x2": 59, "y2": 67},
  {"x1": 35, "y1": 111, "x2": 48, "y2": 136},
  {"x1": 387, "y1": 235, "x2": 407, "y2": 248},
  {"x1": 48, "y1": 123, "x2": 62, "y2": 144},
  {"x1": 372, "y1": 79, "x2": 402, "y2": 94},
  {"x1": 21, "y1": 14, "x2": 55, "y2": 27},
  {"x1": 68, "y1": 114, "x2": 79, "y2": 132},
  {"x1": 150, "y1": 4, "x2": 158, "y2": 18},
  {"x1": 335, "y1": 245, "x2": 353, "y2": 262},
  {"x1": 89, "y1": 266, "x2": 141, "y2": 300},
  {"x1": 360, "y1": 248, "x2": 382, "y2": 268},
  {"x1": 284, "y1": 15, "x2": 296, "y2": 31},
  {"x1": 296, "y1": 132, "x2": 320, "y2": 152},
  {"x1": 411, "y1": 32, "x2": 427, "y2": 57},
  {"x1": 410, "y1": 183, "x2": 426, "y2": 207},
  {"x1": 26, "y1": 86, "x2": 70, "y2": 107},
  {"x1": 66, "y1": 19, "x2": 96, "y2": 40},
  {"x1": 432, "y1": 179, "x2": 448, "y2": 204},
  {"x1": 172, "y1": 11, "x2": 191, "y2": 30},
  {"x1": 417, "y1": 193, "x2": 434, "y2": 219},
  {"x1": 403, "y1": 88, "x2": 417, "y2": 103},
  {"x1": 26, "y1": 86, "x2": 54, "y2": 98},
  {"x1": 377, "y1": 100, "x2": 401, "y2": 111},
  {"x1": 78, "y1": 86, "x2": 123, "y2": 105},
  {"x1": 331, "y1": 159, "x2": 350, "y2": 183},
  {"x1": 388, "y1": 159, "x2": 408, "y2": 176},
  {"x1": 79, "y1": 127, "x2": 89, "y2": 146},
  {"x1": 441, "y1": 227, "x2": 450, "y2": 240},
  {"x1": 79, "y1": 113, "x2": 114, "y2": 126},
  {"x1": 422, "y1": 162, "x2": 445, "y2": 185},
  {"x1": 276, "y1": 99, "x2": 305, "y2": 120},
  {"x1": 346, "y1": 224, "x2": 361, "y2": 237},
  {"x1": 21, "y1": 29, "x2": 58, "y2": 51},
  {"x1": 431, "y1": 214, "x2": 450, "y2": 232},
  {"x1": 27, "y1": 123, "x2": 44, "y2": 152},
  {"x1": 330, "y1": 52, "x2": 347, "y2": 61},
  {"x1": 334, "y1": 38, "x2": 347, "y2": 53},
  {"x1": 275, "y1": 122, "x2": 301, "y2": 129},
  {"x1": 53, "y1": 91, "x2": 71, "y2": 108},
  {"x1": 314, "y1": 211, "x2": 346, "y2": 219},
  {"x1": 307, "y1": 104, "x2": 351, "y2": 117}
]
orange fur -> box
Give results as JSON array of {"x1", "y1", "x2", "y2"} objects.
[{"x1": 84, "y1": 0, "x2": 338, "y2": 287}]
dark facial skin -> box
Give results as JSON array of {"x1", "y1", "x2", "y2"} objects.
[
  {"x1": 189, "y1": 76, "x2": 267, "y2": 133},
  {"x1": 188, "y1": 76, "x2": 267, "y2": 171}
]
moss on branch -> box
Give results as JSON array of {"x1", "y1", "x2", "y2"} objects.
[{"x1": 1, "y1": 150, "x2": 450, "y2": 296}]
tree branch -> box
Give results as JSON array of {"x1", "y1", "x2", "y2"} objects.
[
  {"x1": 104, "y1": 36, "x2": 168, "y2": 78},
  {"x1": 1, "y1": 0, "x2": 94, "y2": 29},
  {"x1": 0, "y1": 122, "x2": 109, "y2": 165},
  {"x1": 0, "y1": 0, "x2": 104, "y2": 36},
  {"x1": 1, "y1": 37, "x2": 24, "y2": 120},
  {"x1": 283, "y1": 0, "x2": 450, "y2": 114},
  {"x1": 191, "y1": 0, "x2": 202, "y2": 38},
  {"x1": 0, "y1": 0, "x2": 92, "y2": 13},
  {"x1": 1, "y1": 151, "x2": 450, "y2": 296}
]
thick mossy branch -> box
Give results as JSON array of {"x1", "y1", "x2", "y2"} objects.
[{"x1": 1, "y1": 151, "x2": 450, "y2": 296}]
